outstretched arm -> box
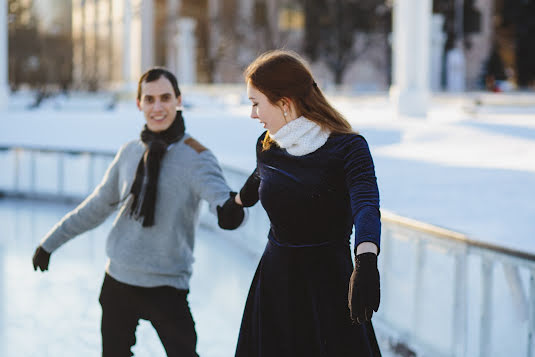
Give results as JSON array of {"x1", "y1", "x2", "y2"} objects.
[
  {"x1": 32, "y1": 144, "x2": 127, "y2": 271},
  {"x1": 236, "y1": 168, "x2": 260, "y2": 207},
  {"x1": 191, "y1": 149, "x2": 245, "y2": 230}
]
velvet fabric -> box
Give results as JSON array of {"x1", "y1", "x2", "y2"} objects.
[{"x1": 235, "y1": 132, "x2": 381, "y2": 357}]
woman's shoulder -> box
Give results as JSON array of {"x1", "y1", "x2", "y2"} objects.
[{"x1": 328, "y1": 132, "x2": 369, "y2": 150}]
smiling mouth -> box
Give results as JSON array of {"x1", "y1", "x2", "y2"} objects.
[{"x1": 152, "y1": 115, "x2": 166, "y2": 121}]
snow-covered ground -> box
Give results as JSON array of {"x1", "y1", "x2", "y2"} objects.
[
  {"x1": 0, "y1": 198, "x2": 257, "y2": 357},
  {"x1": 2, "y1": 89, "x2": 534, "y2": 254},
  {"x1": 0, "y1": 89, "x2": 534, "y2": 356}
]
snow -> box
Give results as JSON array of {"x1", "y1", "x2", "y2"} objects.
[
  {"x1": 1, "y1": 89, "x2": 534, "y2": 356},
  {"x1": 1, "y1": 90, "x2": 534, "y2": 254},
  {"x1": 0, "y1": 199, "x2": 255, "y2": 357}
]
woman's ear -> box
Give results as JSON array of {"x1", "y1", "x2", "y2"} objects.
[
  {"x1": 278, "y1": 97, "x2": 292, "y2": 112},
  {"x1": 278, "y1": 97, "x2": 299, "y2": 120}
]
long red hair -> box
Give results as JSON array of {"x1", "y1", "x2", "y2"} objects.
[{"x1": 244, "y1": 50, "x2": 354, "y2": 150}]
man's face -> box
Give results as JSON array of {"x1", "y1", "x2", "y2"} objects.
[{"x1": 137, "y1": 76, "x2": 181, "y2": 132}]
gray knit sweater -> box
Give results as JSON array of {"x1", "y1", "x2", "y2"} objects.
[{"x1": 40, "y1": 134, "x2": 231, "y2": 290}]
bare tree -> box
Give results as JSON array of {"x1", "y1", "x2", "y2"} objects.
[
  {"x1": 301, "y1": 0, "x2": 391, "y2": 85},
  {"x1": 8, "y1": 0, "x2": 73, "y2": 92}
]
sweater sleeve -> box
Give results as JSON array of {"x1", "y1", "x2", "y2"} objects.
[
  {"x1": 40, "y1": 144, "x2": 127, "y2": 252},
  {"x1": 191, "y1": 150, "x2": 232, "y2": 215},
  {"x1": 343, "y1": 135, "x2": 381, "y2": 252}
]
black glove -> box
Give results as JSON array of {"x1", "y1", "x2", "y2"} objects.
[
  {"x1": 239, "y1": 168, "x2": 260, "y2": 207},
  {"x1": 348, "y1": 252, "x2": 380, "y2": 324},
  {"x1": 217, "y1": 192, "x2": 245, "y2": 230},
  {"x1": 32, "y1": 246, "x2": 51, "y2": 272}
]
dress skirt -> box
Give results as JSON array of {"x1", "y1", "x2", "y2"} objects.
[{"x1": 235, "y1": 238, "x2": 381, "y2": 357}]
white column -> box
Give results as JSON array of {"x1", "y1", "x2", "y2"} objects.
[
  {"x1": 446, "y1": 44, "x2": 466, "y2": 92},
  {"x1": 166, "y1": 0, "x2": 181, "y2": 73},
  {"x1": 0, "y1": 0, "x2": 9, "y2": 111},
  {"x1": 140, "y1": 0, "x2": 154, "y2": 72},
  {"x1": 122, "y1": 0, "x2": 135, "y2": 91},
  {"x1": 121, "y1": 0, "x2": 153, "y2": 93},
  {"x1": 72, "y1": 0, "x2": 84, "y2": 86},
  {"x1": 430, "y1": 14, "x2": 446, "y2": 91},
  {"x1": 238, "y1": 0, "x2": 254, "y2": 19},
  {"x1": 176, "y1": 17, "x2": 196, "y2": 85},
  {"x1": 389, "y1": 0, "x2": 432, "y2": 118}
]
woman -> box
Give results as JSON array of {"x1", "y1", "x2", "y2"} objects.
[{"x1": 234, "y1": 50, "x2": 382, "y2": 357}]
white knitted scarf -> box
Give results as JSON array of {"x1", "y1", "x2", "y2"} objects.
[{"x1": 271, "y1": 116, "x2": 331, "y2": 156}]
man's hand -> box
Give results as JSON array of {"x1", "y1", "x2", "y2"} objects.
[
  {"x1": 348, "y1": 252, "x2": 380, "y2": 324},
  {"x1": 32, "y1": 246, "x2": 51, "y2": 272},
  {"x1": 217, "y1": 192, "x2": 245, "y2": 230}
]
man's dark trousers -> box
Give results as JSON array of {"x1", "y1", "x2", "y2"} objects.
[{"x1": 99, "y1": 274, "x2": 199, "y2": 357}]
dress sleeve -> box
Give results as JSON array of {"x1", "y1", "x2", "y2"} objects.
[
  {"x1": 40, "y1": 143, "x2": 128, "y2": 252},
  {"x1": 239, "y1": 167, "x2": 260, "y2": 207},
  {"x1": 343, "y1": 135, "x2": 381, "y2": 252},
  {"x1": 238, "y1": 131, "x2": 267, "y2": 207}
]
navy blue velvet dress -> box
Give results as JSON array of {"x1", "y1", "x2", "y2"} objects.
[{"x1": 235, "y1": 132, "x2": 382, "y2": 357}]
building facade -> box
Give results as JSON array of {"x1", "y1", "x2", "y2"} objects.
[{"x1": 9, "y1": 0, "x2": 521, "y2": 92}]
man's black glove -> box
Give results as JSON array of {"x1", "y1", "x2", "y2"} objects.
[
  {"x1": 217, "y1": 192, "x2": 245, "y2": 230},
  {"x1": 32, "y1": 246, "x2": 51, "y2": 272},
  {"x1": 348, "y1": 252, "x2": 380, "y2": 324},
  {"x1": 239, "y1": 168, "x2": 260, "y2": 207}
]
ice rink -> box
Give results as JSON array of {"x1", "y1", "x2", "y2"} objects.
[
  {"x1": 2, "y1": 198, "x2": 259, "y2": 357},
  {"x1": 2, "y1": 89, "x2": 534, "y2": 356}
]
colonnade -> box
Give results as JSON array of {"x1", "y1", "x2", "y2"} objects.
[{"x1": 0, "y1": 0, "x2": 433, "y2": 117}]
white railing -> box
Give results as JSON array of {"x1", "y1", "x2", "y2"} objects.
[
  {"x1": 375, "y1": 212, "x2": 535, "y2": 357},
  {"x1": 1, "y1": 145, "x2": 534, "y2": 357},
  {"x1": 0, "y1": 145, "x2": 115, "y2": 201}
]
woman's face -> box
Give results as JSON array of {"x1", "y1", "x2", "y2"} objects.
[
  {"x1": 247, "y1": 82, "x2": 287, "y2": 134},
  {"x1": 137, "y1": 76, "x2": 181, "y2": 132}
]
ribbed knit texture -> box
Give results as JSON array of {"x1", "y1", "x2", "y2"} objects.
[
  {"x1": 270, "y1": 116, "x2": 331, "y2": 156},
  {"x1": 40, "y1": 134, "x2": 231, "y2": 289}
]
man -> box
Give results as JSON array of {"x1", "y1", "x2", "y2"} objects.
[{"x1": 32, "y1": 68, "x2": 244, "y2": 357}]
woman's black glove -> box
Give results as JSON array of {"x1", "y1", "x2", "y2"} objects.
[
  {"x1": 217, "y1": 192, "x2": 245, "y2": 230},
  {"x1": 239, "y1": 168, "x2": 260, "y2": 207},
  {"x1": 32, "y1": 246, "x2": 51, "y2": 272},
  {"x1": 348, "y1": 252, "x2": 380, "y2": 324}
]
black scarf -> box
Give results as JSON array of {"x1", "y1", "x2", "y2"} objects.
[{"x1": 129, "y1": 111, "x2": 185, "y2": 227}]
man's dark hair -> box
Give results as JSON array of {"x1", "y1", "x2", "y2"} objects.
[{"x1": 137, "y1": 67, "x2": 181, "y2": 100}]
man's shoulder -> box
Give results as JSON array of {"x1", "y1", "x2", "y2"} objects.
[
  {"x1": 116, "y1": 139, "x2": 143, "y2": 157},
  {"x1": 183, "y1": 135, "x2": 209, "y2": 154}
]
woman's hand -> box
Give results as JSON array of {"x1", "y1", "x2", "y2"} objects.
[
  {"x1": 217, "y1": 192, "x2": 245, "y2": 230},
  {"x1": 348, "y1": 251, "x2": 380, "y2": 324},
  {"x1": 235, "y1": 192, "x2": 243, "y2": 206}
]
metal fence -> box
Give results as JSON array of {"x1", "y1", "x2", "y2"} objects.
[{"x1": 1, "y1": 145, "x2": 533, "y2": 357}]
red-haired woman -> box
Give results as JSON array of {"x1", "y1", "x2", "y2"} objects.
[{"x1": 234, "y1": 50, "x2": 382, "y2": 356}]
